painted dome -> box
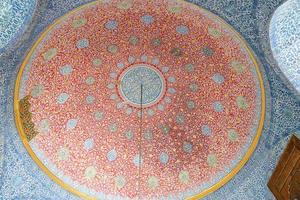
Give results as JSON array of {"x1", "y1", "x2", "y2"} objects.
[{"x1": 15, "y1": 0, "x2": 265, "y2": 199}]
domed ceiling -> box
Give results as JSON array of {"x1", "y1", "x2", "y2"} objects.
[{"x1": 15, "y1": 0, "x2": 265, "y2": 199}]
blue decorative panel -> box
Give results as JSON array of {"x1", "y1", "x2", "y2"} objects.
[
  {"x1": 0, "y1": 0, "x2": 36, "y2": 52},
  {"x1": 270, "y1": 0, "x2": 300, "y2": 93}
]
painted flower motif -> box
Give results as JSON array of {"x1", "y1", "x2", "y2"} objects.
[
  {"x1": 117, "y1": 0, "x2": 133, "y2": 10},
  {"x1": 92, "y1": 58, "x2": 102, "y2": 67},
  {"x1": 57, "y1": 147, "x2": 69, "y2": 161},
  {"x1": 208, "y1": 26, "x2": 222, "y2": 38},
  {"x1": 168, "y1": 5, "x2": 182, "y2": 13},
  {"x1": 228, "y1": 129, "x2": 239, "y2": 142},
  {"x1": 170, "y1": 47, "x2": 182, "y2": 56},
  {"x1": 85, "y1": 95, "x2": 95, "y2": 104},
  {"x1": 176, "y1": 25, "x2": 189, "y2": 35},
  {"x1": 179, "y1": 170, "x2": 189, "y2": 184},
  {"x1": 183, "y1": 141, "x2": 193, "y2": 153},
  {"x1": 85, "y1": 76, "x2": 95, "y2": 85},
  {"x1": 84, "y1": 138, "x2": 94, "y2": 150},
  {"x1": 202, "y1": 46, "x2": 214, "y2": 57},
  {"x1": 31, "y1": 84, "x2": 44, "y2": 98},
  {"x1": 72, "y1": 18, "x2": 87, "y2": 28},
  {"x1": 207, "y1": 154, "x2": 217, "y2": 167},
  {"x1": 105, "y1": 20, "x2": 118, "y2": 30},
  {"x1": 168, "y1": 76, "x2": 176, "y2": 83},
  {"x1": 127, "y1": 56, "x2": 136, "y2": 64},
  {"x1": 147, "y1": 109, "x2": 155, "y2": 116},
  {"x1": 161, "y1": 66, "x2": 169, "y2": 72},
  {"x1": 141, "y1": 14, "x2": 154, "y2": 25},
  {"x1": 115, "y1": 175, "x2": 126, "y2": 189},
  {"x1": 94, "y1": 111, "x2": 105, "y2": 121},
  {"x1": 160, "y1": 124, "x2": 170, "y2": 135},
  {"x1": 201, "y1": 125, "x2": 212, "y2": 136},
  {"x1": 124, "y1": 130, "x2": 133, "y2": 140},
  {"x1": 189, "y1": 83, "x2": 199, "y2": 92},
  {"x1": 159, "y1": 152, "x2": 169, "y2": 164},
  {"x1": 37, "y1": 119, "x2": 50, "y2": 133},
  {"x1": 57, "y1": 93, "x2": 69, "y2": 104},
  {"x1": 143, "y1": 129, "x2": 153, "y2": 141},
  {"x1": 176, "y1": 113, "x2": 185, "y2": 125},
  {"x1": 151, "y1": 38, "x2": 161, "y2": 46},
  {"x1": 187, "y1": 100, "x2": 196, "y2": 110},
  {"x1": 148, "y1": 176, "x2": 159, "y2": 189},
  {"x1": 108, "y1": 123, "x2": 118, "y2": 133},
  {"x1": 60, "y1": 65, "x2": 73, "y2": 76},
  {"x1": 107, "y1": 44, "x2": 119, "y2": 54},
  {"x1": 230, "y1": 60, "x2": 245, "y2": 74},
  {"x1": 185, "y1": 63, "x2": 195, "y2": 72},
  {"x1": 66, "y1": 119, "x2": 78, "y2": 130},
  {"x1": 107, "y1": 149, "x2": 118, "y2": 162},
  {"x1": 84, "y1": 166, "x2": 97, "y2": 180},
  {"x1": 212, "y1": 73, "x2": 224, "y2": 84},
  {"x1": 212, "y1": 101, "x2": 224, "y2": 112},
  {"x1": 76, "y1": 38, "x2": 89, "y2": 49},
  {"x1": 42, "y1": 48, "x2": 57, "y2": 61},
  {"x1": 236, "y1": 95, "x2": 249, "y2": 110},
  {"x1": 129, "y1": 35, "x2": 139, "y2": 45}
]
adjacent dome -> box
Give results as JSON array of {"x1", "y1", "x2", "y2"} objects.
[
  {"x1": 0, "y1": 0, "x2": 36, "y2": 52},
  {"x1": 269, "y1": 0, "x2": 300, "y2": 93},
  {"x1": 15, "y1": 0, "x2": 265, "y2": 199}
]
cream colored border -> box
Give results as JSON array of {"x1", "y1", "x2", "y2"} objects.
[{"x1": 14, "y1": 0, "x2": 266, "y2": 199}]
